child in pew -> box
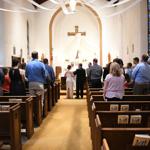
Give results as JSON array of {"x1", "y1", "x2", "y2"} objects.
[{"x1": 103, "y1": 62, "x2": 125, "y2": 101}]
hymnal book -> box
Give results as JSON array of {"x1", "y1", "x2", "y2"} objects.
[
  {"x1": 9, "y1": 98, "x2": 22, "y2": 103},
  {"x1": 110, "y1": 104, "x2": 119, "y2": 111},
  {"x1": 118, "y1": 115, "x2": 129, "y2": 124},
  {"x1": 132, "y1": 134, "x2": 150, "y2": 146},
  {"x1": 120, "y1": 105, "x2": 129, "y2": 111},
  {"x1": 135, "y1": 109, "x2": 141, "y2": 111},
  {"x1": 0, "y1": 105, "x2": 10, "y2": 112},
  {"x1": 130, "y1": 115, "x2": 142, "y2": 124}
]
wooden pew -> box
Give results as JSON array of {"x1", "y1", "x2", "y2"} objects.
[
  {"x1": 0, "y1": 96, "x2": 34, "y2": 139},
  {"x1": 31, "y1": 93, "x2": 42, "y2": 126},
  {"x1": 87, "y1": 87, "x2": 133, "y2": 92},
  {"x1": 54, "y1": 83, "x2": 58, "y2": 103},
  {"x1": 1, "y1": 94, "x2": 42, "y2": 126},
  {"x1": 0, "y1": 103, "x2": 21, "y2": 150},
  {"x1": 88, "y1": 94, "x2": 150, "y2": 122},
  {"x1": 52, "y1": 84, "x2": 57, "y2": 106},
  {"x1": 44, "y1": 84, "x2": 53, "y2": 111},
  {"x1": 3, "y1": 91, "x2": 44, "y2": 126},
  {"x1": 26, "y1": 89, "x2": 48, "y2": 118},
  {"x1": 95, "y1": 113, "x2": 150, "y2": 150},
  {"x1": 96, "y1": 111, "x2": 150, "y2": 128},
  {"x1": 93, "y1": 101, "x2": 150, "y2": 111},
  {"x1": 90, "y1": 95, "x2": 150, "y2": 103},
  {"x1": 55, "y1": 82, "x2": 60, "y2": 101},
  {"x1": 43, "y1": 89, "x2": 48, "y2": 117},
  {"x1": 90, "y1": 101, "x2": 150, "y2": 146},
  {"x1": 57, "y1": 82, "x2": 60, "y2": 99}
]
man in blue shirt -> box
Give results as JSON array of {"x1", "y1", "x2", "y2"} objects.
[
  {"x1": 132, "y1": 54, "x2": 150, "y2": 94},
  {"x1": 26, "y1": 51, "x2": 47, "y2": 105},
  {"x1": 43, "y1": 58, "x2": 55, "y2": 86}
]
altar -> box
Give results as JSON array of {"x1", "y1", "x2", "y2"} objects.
[{"x1": 52, "y1": 24, "x2": 100, "y2": 75}]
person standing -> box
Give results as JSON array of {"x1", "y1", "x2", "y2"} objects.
[
  {"x1": 103, "y1": 62, "x2": 112, "y2": 81},
  {"x1": 25, "y1": 51, "x2": 47, "y2": 105},
  {"x1": 2, "y1": 67, "x2": 10, "y2": 92},
  {"x1": 86, "y1": 62, "x2": 92, "y2": 84},
  {"x1": 125, "y1": 62, "x2": 133, "y2": 79},
  {"x1": 133, "y1": 57, "x2": 139, "y2": 67},
  {"x1": 65, "y1": 65, "x2": 74, "y2": 99},
  {"x1": 103, "y1": 62, "x2": 125, "y2": 101},
  {"x1": 89, "y1": 58, "x2": 103, "y2": 88},
  {"x1": 132, "y1": 54, "x2": 150, "y2": 95},
  {"x1": 43, "y1": 58, "x2": 55, "y2": 86},
  {"x1": 74, "y1": 63, "x2": 86, "y2": 99},
  {"x1": 9, "y1": 59, "x2": 26, "y2": 95}
]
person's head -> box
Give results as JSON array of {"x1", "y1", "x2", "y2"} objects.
[
  {"x1": 43, "y1": 58, "x2": 48, "y2": 64},
  {"x1": 113, "y1": 58, "x2": 124, "y2": 68},
  {"x1": 12, "y1": 58, "x2": 19, "y2": 67},
  {"x1": 88, "y1": 62, "x2": 92, "y2": 68},
  {"x1": 32, "y1": 51, "x2": 38, "y2": 59},
  {"x1": 127, "y1": 62, "x2": 132, "y2": 68},
  {"x1": 93, "y1": 58, "x2": 98, "y2": 64},
  {"x1": 67, "y1": 65, "x2": 71, "y2": 70},
  {"x1": 133, "y1": 57, "x2": 139, "y2": 65},
  {"x1": 79, "y1": 63, "x2": 82, "y2": 69},
  {"x1": 110, "y1": 62, "x2": 121, "y2": 76},
  {"x1": 2, "y1": 67, "x2": 8, "y2": 75},
  {"x1": 141, "y1": 54, "x2": 149, "y2": 62}
]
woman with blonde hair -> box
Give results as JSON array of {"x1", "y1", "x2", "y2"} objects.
[{"x1": 103, "y1": 62, "x2": 125, "y2": 101}]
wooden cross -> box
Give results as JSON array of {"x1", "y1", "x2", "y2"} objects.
[{"x1": 68, "y1": 26, "x2": 86, "y2": 36}]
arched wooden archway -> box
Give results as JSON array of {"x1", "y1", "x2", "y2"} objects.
[{"x1": 49, "y1": 3, "x2": 102, "y2": 65}]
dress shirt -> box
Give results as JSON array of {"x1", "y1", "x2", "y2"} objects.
[
  {"x1": 45, "y1": 64, "x2": 55, "y2": 83},
  {"x1": 132, "y1": 62, "x2": 150, "y2": 83},
  {"x1": 26, "y1": 59, "x2": 47, "y2": 84}
]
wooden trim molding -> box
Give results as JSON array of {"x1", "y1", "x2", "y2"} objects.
[{"x1": 49, "y1": 3, "x2": 102, "y2": 65}]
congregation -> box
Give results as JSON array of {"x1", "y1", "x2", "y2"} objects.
[
  {"x1": 1, "y1": 53, "x2": 150, "y2": 100},
  {"x1": 65, "y1": 53, "x2": 150, "y2": 100},
  {"x1": 0, "y1": 51, "x2": 55, "y2": 98}
]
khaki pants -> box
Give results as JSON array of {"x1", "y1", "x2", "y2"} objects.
[{"x1": 29, "y1": 82, "x2": 44, "y2": 106}]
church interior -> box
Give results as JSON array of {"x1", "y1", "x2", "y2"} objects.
[{"x1": 0, "y1": 0, "x2": 150, "y2": 150}]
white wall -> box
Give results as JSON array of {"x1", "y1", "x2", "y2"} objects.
[
  {"x1": 52, "y1": 5, "x2": 100, "y2": 72},
  {"x1": 0, "y1": 1, "x2": 6, "y2": 66},
  {"x1": 0, "y1": 1, "x2": 35, "y2": 66},
  {"x1": 0, "y1": 0, "x2": 148, "y2": 67},
  {"x1": 101, "y1": 0, "x2": 148, "y2": 66},
  {"x1": 33, "y1": 0, "x2": 147, "y2": 67}
]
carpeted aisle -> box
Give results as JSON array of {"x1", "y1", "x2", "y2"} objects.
[{"x1": 23, "y1": 96, "x2": 92, "y2": 150}]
